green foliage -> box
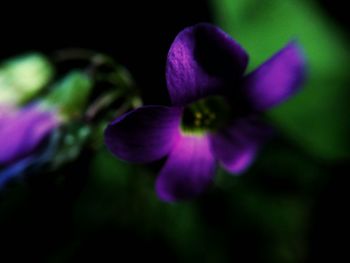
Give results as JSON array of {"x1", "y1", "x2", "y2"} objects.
[
  {"x1": 213, "y1": 137, "x2": 326, "y2": 263},
  {"x1": 211, "y1": 0, "x2": 350, "y2": 159},
  {"x1": 44, "y1": 71, "x2": 93, "y2": 121},
  {"x1": 50, "y1": 124, "x2": 91, "y2": 169}
]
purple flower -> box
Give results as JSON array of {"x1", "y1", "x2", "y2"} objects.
[
  {"x1": 104, "y1": 23, "x2": 306, "y2": 202},
  {"x1": 0, "y1": 104, "x2": 59, "y2": 167}
]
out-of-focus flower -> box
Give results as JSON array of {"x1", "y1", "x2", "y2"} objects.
[
  {"x1": 0, "y1": 53, "x2": 56, "y2": 188},
  {"x1": 0, "y1": 53, "x2": 54, "y2": 105},
  {"x1": 105, "y1": 23, "x2": 306, "y2": 202},
  {"x1": 0, "y1": 104, "x2": 59, "y2": 188},
  {"x1": 0, "y1": 104, "x2": 59, "y2": 165},
  {"x1": 0, "y1": 64, "x2": 93, "y2": 188},
  {"x1": 0, "y1": 48, "x2": 140, "y2": 189}
]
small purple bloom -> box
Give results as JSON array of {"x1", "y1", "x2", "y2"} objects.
[
  {"x1": 0, "y1": 104, "x2": 59, "y2": 166},
  {"x1": 104, "y1": 23, "x2": 306, "y2": 202}
]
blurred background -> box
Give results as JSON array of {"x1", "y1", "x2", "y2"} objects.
[{"x1": 0, "y1": 0, "x2": 349, "y2": 262}]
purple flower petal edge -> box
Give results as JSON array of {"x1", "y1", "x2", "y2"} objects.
[
  {"x1": 156, "y1": 134, "x2": 216, "y2": 202},
  {"x1": 243, "y1": 41, "x2": 306, "y2": 110},
  {"x1": 210, "y1": 117, "x2": 274, "y2": 174},
  {"x1": 0, "y1": 105, "x2": 59, "y2": 165},
  {"x1": 166, "y1": 23, "x2": 249, "y2": 106},
  {"x1": 104, "y1": 106, "x2": 182, "y2": 163}
]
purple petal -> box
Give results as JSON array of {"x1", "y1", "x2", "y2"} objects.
[
  {"x1": 156, "y1": 134, "x2": 216, "y2": 202},
  {"x1": 104, "y1": 106, "x2": 182, "y2": 163},
  {"x1": 0, "y1": 105, "x2": 59, "y2": 165},
  {"x1": 0, "y1": 156, "x2": 35, "y2": 189},
  {"x1": 0, "y1": 104, "x2": 16, "y2": 122},
  {"x1": 243, "y1": 41, "x2": 306, "y2": 110},
  {"x1": 210, "y1": 117, "x2": 273, "y2": 174},
  {"x1": 166, "y1": 23, "x2": 249, "y2": 106}
]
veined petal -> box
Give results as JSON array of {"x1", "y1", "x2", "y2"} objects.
[
  {"x1": 0, "y1": 105, "x2": 59, "y2": 165},
  {"x1": 156, "y1": 134, "x2": 216, "y2": 202},
  {"x1": 104, "y1": 106, "x2": 182, "y2": 163},
  {"x1": 166, "y1": 23, "x2": 248, "y2": 106},
  {"x1": 244, "y1": 41, "x2": 306, "y2": 110},
  {"x1": 210, "y1": 117, "x2": 273, "y2": 174}
]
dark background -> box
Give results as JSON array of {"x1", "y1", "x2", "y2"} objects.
[
  {"x1": 1, "y1": 0, "x2": 348, "y2": 101},
  {"x1": 0, "y1": 1, "x2": 349, "y2": 262}
]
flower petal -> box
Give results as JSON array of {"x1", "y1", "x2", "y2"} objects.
[
  {"x1": 0, "y1": 130, "x2": 58, "y2": 188},
  {"x1": 104, "y1": 106, "x2": 182, "y2": 163},
  {"x1": 210, "y1": 117, "x2": 273, "y2": 174},
  {"x1": 243, "y1": 41, "x2": 306, "y2": 110},
  {"x1": 156, "y1": 134, "x2": 216, "y2": 202},
  {"x1": 0, "y1": 105, "x2": 59, "y2": 165},
  {"x1": 166, "y1": 23, "x2": 249, "y2": 106},
  {"x1": 0, "y1": 104, "x2": 16, "y2": 122},
  {"x1": 0, "y1": 156, "x2": 34, "y2": 189}
]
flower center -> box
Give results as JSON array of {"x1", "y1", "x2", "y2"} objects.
[{"x1": 181, "y1": 96, "x2": 231, "y2": 134}]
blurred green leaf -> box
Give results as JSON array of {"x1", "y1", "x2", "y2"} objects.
[
  {"x1": 74, "y1": 149, "x2": 224, "y2": 262},
  {"x1": 214, "y1": 171, "x2": 310, "y2": 263},
  {"x1": 51, "y1": 124, "x2": 91, "y2": 169},
  {"x1": 0, "y1": 53, "x2": 54, "y2": 105},
  {"x1": 44, "y1": 71, "x2": 93, "y2": 120},
  {"x1": 213, "y1": 136, "x2": 329, "y2": 263},
  {"x1": 212, "y1": 0, "x2": 350, "y2": 159}
]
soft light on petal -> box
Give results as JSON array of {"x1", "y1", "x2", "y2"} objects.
[
  {"x1": 0, "y1": 105, "x2": 59, "y2": 165},
  {"x1": 0, "y1": 104, "x2": 16, "y2": 122},
  {"x1": 244, "y1": 41, "x2": 306, "y2": 110},
  {"x1": 166, "y1": 23, "x2": 249, "y2": 106},
  {"x1": 0, "y1": 53, "x2": 54, "y2": 104},
  {"x1": 104, "y1": 106, "x2": 182, "y2": 163},
  {"x1": 156, "y1": 134, "x2": 216, "y2": 202}
]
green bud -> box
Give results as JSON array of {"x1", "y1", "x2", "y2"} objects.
[
  {"x1": 44, "y1": 71, "x2": 93, "y2": 121},
  {"x1": 50, "y1": 124, "x2": 91, "y2": 169},
  {"x1": 0, "y1": 53, "x2": 54, "y2": 105}
]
